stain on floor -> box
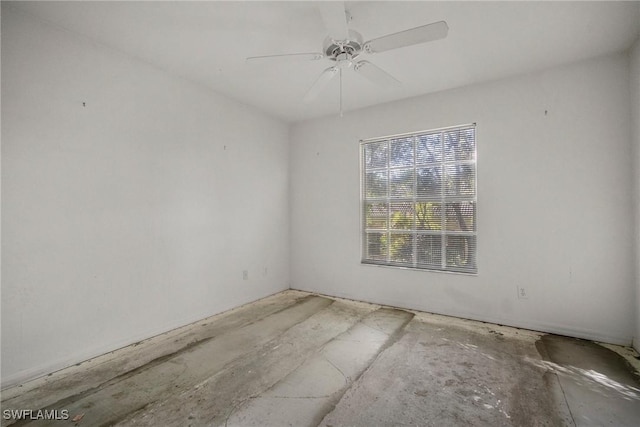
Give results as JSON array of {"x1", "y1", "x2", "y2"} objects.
[{"x1": 536, "y1": 334, "x2": 640, "y2": 426}]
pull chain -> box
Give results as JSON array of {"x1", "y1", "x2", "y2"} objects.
[{"x1": 339, "y1": 67, "x2": 343, "y2": 118}]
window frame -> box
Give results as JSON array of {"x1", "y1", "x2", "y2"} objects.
[{"x1": 359, "y1": 123, "x2": 477, "y2": 274}]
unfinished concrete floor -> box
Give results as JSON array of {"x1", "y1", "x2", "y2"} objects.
[{"x1": 2, "y1": 290, "x2": 640, "y2": 427}]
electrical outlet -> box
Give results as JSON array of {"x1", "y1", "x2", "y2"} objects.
[
  {"x1": 243, "y1": 270, "x2": 248, "y2": 280},
  {"x1": 517, "y1": 286, "x2": 528, "y2": 299}
]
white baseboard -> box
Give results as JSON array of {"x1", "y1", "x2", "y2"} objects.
[{"x1": 291, "y1": 286, "x2": 633, "y2": 347}]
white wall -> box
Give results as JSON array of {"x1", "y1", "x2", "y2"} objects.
[
  {"x1": 1, "y1": 7, "x2": 290, "y2": 386},
  {"x1": 632, "y1": 37, "x2": 640, "y2": 352},
  {"x1": 291, "y1": 53, "x2": 634, "y2": 346}
]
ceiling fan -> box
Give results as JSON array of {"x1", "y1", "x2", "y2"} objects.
[{"x1": 246, "y1": 2, "x2": 448, "y2": 114}]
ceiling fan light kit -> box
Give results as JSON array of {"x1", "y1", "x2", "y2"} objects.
[{"x1": 247, "y1": 2, "x2": 449, "y2": 115}]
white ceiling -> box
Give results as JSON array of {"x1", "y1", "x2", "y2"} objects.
[{"x1": 8, "y1": 1, "x2": 640, "y2": 123}]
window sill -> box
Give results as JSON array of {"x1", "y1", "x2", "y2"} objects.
[{"x1": 360, "y1": 261, "x2": 477, "y2": 276}]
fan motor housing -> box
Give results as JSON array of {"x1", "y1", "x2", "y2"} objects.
[{"x1": 323, "y1": 30, "x2": 364, "y2": 61}]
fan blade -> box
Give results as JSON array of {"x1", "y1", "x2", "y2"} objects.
[
  {"x1": 318, "y1": 1, "x2": 349, "y2": 41},
  {"x1": 246, "y1": 52, "x2": 323, "y2": 63},
  {"x1": 364, "y1": 21, "x2": 448, "y2": 54},
  {"x1": 304, "y1": 66, "x2": 339, "y2": 103},
  {"x1": 354, "y1": 61, "x2": 401, "y2": 86}
]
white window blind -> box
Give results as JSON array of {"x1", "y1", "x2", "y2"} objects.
[{"x1": 361, "y1": 124, "x2": 477, "y2": 273}]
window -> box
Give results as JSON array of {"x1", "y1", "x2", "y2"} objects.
[{"x1": 361, "y1": 124, "x2": 477, "y2": 273}]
